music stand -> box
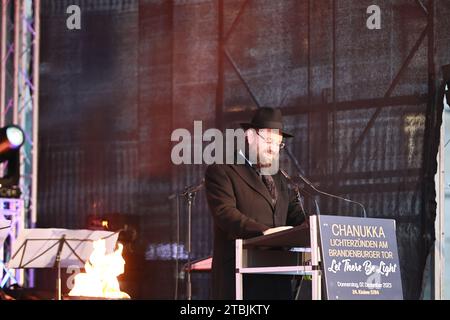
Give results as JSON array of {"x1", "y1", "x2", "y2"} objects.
[{"x1": 7, "y1": 228, "x2": 119, "y2": 300}]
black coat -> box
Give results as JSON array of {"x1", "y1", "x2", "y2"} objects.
[{"x1": 205, "y1": 163, "x2": 306, "y2": 299}]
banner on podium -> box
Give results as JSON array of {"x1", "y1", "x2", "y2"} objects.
[{"x1": 318, "y1": 215, "x2": 403, "y2": 300}]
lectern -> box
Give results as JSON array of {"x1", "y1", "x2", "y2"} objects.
[
  {"x1": 235, "y1": 215, "x2": 322, "y2": 300},
  {"x1": 236, "y1": 214, "x2": 403, "y2": 300}
]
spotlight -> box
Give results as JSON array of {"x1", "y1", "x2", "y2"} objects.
[
  {"x1": 0, "y1": 125, "x2": 25, "y2": 191},
  {"x1": 0, "y1": 126, "x2": 24, "y2": 155},
  {"x1": 443, "y1": 65, "x2": 450, "y2": 103}
]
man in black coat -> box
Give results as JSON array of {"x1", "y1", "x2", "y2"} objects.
[{"x1": 205, "y1": 107, "x2": 307, "y2": 300}]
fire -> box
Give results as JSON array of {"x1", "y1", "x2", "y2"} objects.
[{"x1": 69, "y1": 240, "x2": 130, "y2": 299}]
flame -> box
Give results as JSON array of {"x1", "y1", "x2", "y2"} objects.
[{"x1": 69, "y1": 240, "x2": 130, "y2": 299}]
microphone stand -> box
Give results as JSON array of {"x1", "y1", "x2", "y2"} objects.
[
  {"x1": 169, "y1": 179, "x2": 204, "y2": 300},
  {"x1": 295, "y1": 172, "x2": 367, "y2": 218},
  {"x1": 292, "y1": 183, "x2": 308, "y2": 224},
  {"x1": 281, "y1": 169, "x2": 320, "y2": 220},
  {"x1": 281, "y1": 160, "x2": 367, "y2": 218},
  {"x1": 168, "y1": 191, "x2": 180, "y2": 300},
  {"x1": 283, "y1": 147, "x2": 321, "y2": 215},
  {"x1": 54, "y1": 235, "x2": 66, "y2": 300},
  {"x1": 282, "y1": 146, "x2": 367, "y2": 218}
]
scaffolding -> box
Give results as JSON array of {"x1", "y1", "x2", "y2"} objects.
[{"x1": 0, "y1": 0, "x2": 40, "y2": 288}]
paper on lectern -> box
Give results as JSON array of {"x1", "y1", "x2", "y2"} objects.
[
  {"x1": 7, "y1": 228, "x2": 119, "y2": 269},
  {"x1": 262, "y1": 226, "x2": 293, "y2": 236}
]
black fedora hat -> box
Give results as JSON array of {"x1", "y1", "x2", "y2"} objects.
[{"x1": 240, "y1": 107, "x2": 293, "y2": 138}]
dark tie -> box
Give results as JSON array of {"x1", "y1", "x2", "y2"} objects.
[{"x1": 261, "y1": 174, "x2": 278, "y2": 205}]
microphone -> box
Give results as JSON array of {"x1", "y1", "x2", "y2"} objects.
[
  {"x1": 181, "y1": 179, "x2": 205, "y2": 196},
  {"x1": 281, "y1": 169, "x2": 367, "y2": 218},
  {"x1": 168, "y1": 179, "x2": 205, "y2": 200}
]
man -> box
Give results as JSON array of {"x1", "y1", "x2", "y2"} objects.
[{"x1": 205, "y1": 107, "x2": 307, "y2": 300}]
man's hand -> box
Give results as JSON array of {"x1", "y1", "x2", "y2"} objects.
[{"x1": 262, "y1": 226, "x2": 293, "y2": 236}]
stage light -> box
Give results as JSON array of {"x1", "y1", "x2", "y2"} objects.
[
  {"x1": 0, "y1": 126, "x2": 24, "y2": 156},
  {"x1": 0, "y1": 125, "x2": 25, "y2": 190}
]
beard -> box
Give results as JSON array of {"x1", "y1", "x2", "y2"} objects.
[
  {"x1": 257, "y1": 148, "x2": 280, "y2": 175},
  {"x1": 247, "y1": 142, "x2": 280, "y2": 175},
  {"x1": 258, "y1": 149, "x2": 276, "y2": 167}
]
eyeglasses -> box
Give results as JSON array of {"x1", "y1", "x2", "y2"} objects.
[{"x1": 256, "y1": 130, "x2": 285, "y2": 149}]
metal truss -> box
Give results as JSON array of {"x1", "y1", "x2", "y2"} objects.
[{"x1": 0, "y1": 0, "x2": 40, "y2": 288}]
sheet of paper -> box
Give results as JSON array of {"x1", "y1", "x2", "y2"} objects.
[{"x1": 263, "y1": 226, "x2": 293, "y2": 236}]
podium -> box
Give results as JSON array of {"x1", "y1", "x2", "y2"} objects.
[
  {"x1": 235, "y1": 215, "x2": 322, "y2": 300},
  {"x1": 236, "y1": 214, "x2": 403, "y2": 300}
]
